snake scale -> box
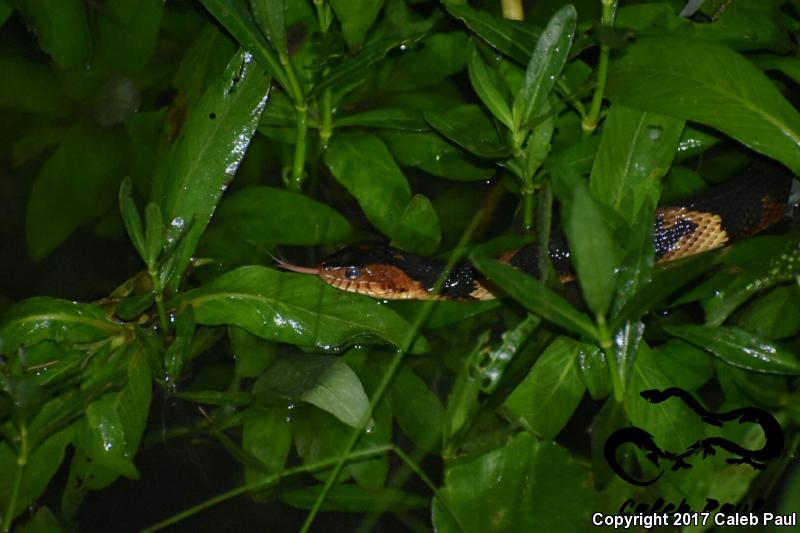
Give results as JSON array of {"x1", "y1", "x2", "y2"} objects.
[{"x1": 281, "y1": 161, "x2": 795, "y2": 301}]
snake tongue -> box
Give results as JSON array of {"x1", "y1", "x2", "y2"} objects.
[{"x1": 274, "y1": 261, "x2": 319, "y2": 275}]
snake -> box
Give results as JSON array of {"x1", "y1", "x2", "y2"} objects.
[{"x1": 279, "y1": 161, "x2": 795, "y2": 300}]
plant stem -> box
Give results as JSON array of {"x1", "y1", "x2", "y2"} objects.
[
  {"x1": 500, "y1": 0, "x2": 524, "y2": 20},
  {"x1": 314, "y1": 0, "x2": 334, "y2": 151},
  {"x1": 3, "y1": 425, "x2": 28, "y2": 533},
  {"x1": 597, "y1": 314, "x2": 623, "y2": 403},
  {"x1": 150, "y1": 268, "x2": 170, "y2": 333},
  {"x1": 582, "y1": 0, "x2": 618, "y2": 133},
  {"x1": 289, "y1": 102, "x2": 308, "y2": 191}
]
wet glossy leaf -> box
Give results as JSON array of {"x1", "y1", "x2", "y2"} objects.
[
  {"x1": 607, "y1": 36, "x2": 800, "y2": 174},
  {"x1": 17, "y1": 0, "x2": 89, "y2": 68},
  {"x1": 0, "y1": 427, "x2": 72, "y2": 521},
  {"x1": 335, "y1": 108, "x2": 429, "y2": 131},
  {"x1": 433, "y1": 433, "x2": 596, "y2": 532},
  {"x1": 380, "y1": 130, "x2": 495, "y2": 182},
  {"x1": 703, "y1": 237, "x2": 800, "y2": 326},
  {"x1": 467, "y1": 38, "x2": 512, "y2": 128},
  {"x1": 254, "y1": 353, "x2": 369, "y2": 429},
  {"x1": 0, "y1": 297, "x2": 121, "y2": 353},
  {"x1": 324, "y1": 133, "x2": 410, "y2": 239},
  {"x1": 205, "y1": 186, "x2": 353, "y2": 246},
  {"x1": 735, "y1": 286, "x2": 800, "y2": 340},
  {"x1": 390, "y1": 194, "x2": 441, "y2": 255},
  {"x1": 250, "y1": 0, "x2": 287, "y2": 55},
  {"x1": 164, "y1": 308, "x2": 195, "y2": 385},
  {"x1": 26, "y1": 122, "x2": 123, "y2": 260},
  {"x1": 281, "y1": 484, "x2": 427, "y2": 512},
  {"x1": 173, "y1": 266, "x2": 428, "y2": 353},
  {"x1": 589, "y1": 105, "x2": 684, "y2": 223},
  {"x1": 470, "y1": 255, "x2": 598, "y2": 340},
  {"x1": 578, "y1": 343, "x2": 609, "y2": 400},
  {"x1": 200, "y1": 0, "x2": 290, "y2": 91},
  {"x1": 653, "y1": 340, "x2": 713, "y2": 392},
  {"x1": 445, "y1": 3, "x2": 540, "y2": 65},
  {"x1": 158, "y1": 49, "x2": 271, "y2": 289},
  {"x1": 665, "y1": 324, "x2": 800, "y2": 375},
  {"x1": 504, "y1": 337, "x2": 586, "y2": 440},
  {"x1": 513, "y1": 4, "x2": 575, "y2": 128},
  {"x1": 425, "y1": 104, "x2": 511, "y2": 159},
  {"x1": 242, "y1": 406, "x2": 292, "y2": 483},
  {"x1": 330, "y1": 0, "x2": 384, "y2": 52}
]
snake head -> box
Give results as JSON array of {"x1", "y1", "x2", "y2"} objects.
[{"x1": 319, "y1": 246, "x2": 441, "y2": 299}]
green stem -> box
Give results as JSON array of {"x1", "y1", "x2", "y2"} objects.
[
  {"x1": 314, "y1": 0, "x2": 334, "y2": 151},
  {"x1": 289, "y1": 102, "x2": 308, "y2": 191},
  {"x1": 141, "y1": 445, "x2": 395, "y2": 533},
  {"x1": 582, "y1": 0, "x2": 617, "y2": 134},
  {"x1": 3, "y1": 425, "x2": 28, "y2": 533},
  {"x1": 150, "y1": 268, "x2": 170, "y2": 333},
  {"x1": 597, "y1": 314, "x2": 623, "y2": 403},
  {"x1": 522, "y1": 187, "x2": 535, "y2": 231}
]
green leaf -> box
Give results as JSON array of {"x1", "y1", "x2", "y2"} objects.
[
  {"x1": 380, "y1": 32, "x2": 468, "y2": 92},
  {"x1": 199, "y1": 0, "x2": 291, "y2": 92},
  {"x1": 612, "y1": 252, "x2": 719, "y2": 330},
  {"x1": 665, "y1": 324, "x2": 800, "y2": 375},
  {"x1": 144, "y1": 202, "x2": 164, "y2": 268},
  {"x1": 0, "y1": 428, "x2": 73, "y2": 521},
  {"x1": 250, "y1": 0, "x2": 287, "y2": 56},
  {"x1": 577, "y1": 343, "x2": 610, "y2": 400},
  {"x1": 504, "y1": 337, "x2": 586, "y2": 440},
  {"x1": 157, "y1": 49, "x2": 271, "y2": 289},
  {"x1": 204, "y1": 186, "x2": 353, "y2": 248},
  {"x1": 607, "y1": 36, "x2": 800, "y2": 175},
  {"x1": 330, "y1": 0, "x2": 385, "y2": 52},
  {"x1": 433, "y1": 433, "x2": 595, "y2": 532},
  {"x1": 425, "y1": 104, "x2": 511, "y2": 159},
  {"x1": 118, "y1": 178, "x2": 147, "y2": 263},
  {"x1": 470, "y1": 255, "x2": 598, "y2": 340},
  {"x1": 0, "y1": 53, "x2": 69, "y2": 117},
  {"x1": 380, "y1": 131, "x2": 495, "y2": 182},
  {"x1": 254, "y1": 353, "x2": 369, "y2": 429},
  {"x1": 390, "y1": 194, "x2": 441, "y2": 255},
  {"x1": 0, "y1": 297, "x2": 121, "y2": 353},
  {"x1": 335, "y1": 108, "x2": 429, "y2": 132},
  {"x1": 92, "y1": 0, "x2": 164, "y2": 75},
  {"x1": 589, "y1": 105, "x2": 684, "y2": 223},
  {"x1": 391, "y1": 365, "x2": 445, "y2": 452},
  {"x1": 164, "y1": 308, "x2": 195, "y2": 385},
  {"x1": 654, "y1": 340, "x2": 713, "y2": 392},
  {"x1": 26, "y1": 122, "x2": 123, "y2": 261},
  {"x1": 17, "y1": 0, "x2": 89, "y2": 68},
  {"x1": 513, "y1": 4, "x2": 576, "y2": 129},
  {"x1": 324, "y1": 133, "x2": 411, "y2": 239},
  {"x1": 735, "y1": 286, "x2": 800, "y2": 340},
  {"x1": 243, "y1": 406, "x2": 293, "y2": 483},
  {"x1": 229, "y1": 326, "x2": 278, "y2": 378},
  {"x1": 281, "y1": 484, "x2": 427, "y2": 512},
  {"x1": 703, "y1": 237, "x2": 800, "y2": 326},
  {"x1": 467, "y1": 38, "x2": 513, "y2": 128},
  {"x1": 445, "y1": 3, "x2": 540, "y2": 65},
  {"x1": 173, "y1": 266, "x2": 428, "y2": 353},
  {"x1": 558, "y1": 179, "x2": 619, "y2": 318}
]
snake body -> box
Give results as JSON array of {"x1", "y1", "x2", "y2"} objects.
[{"x1": 311, "y1": 162, "x2": 794, "y2": 301}]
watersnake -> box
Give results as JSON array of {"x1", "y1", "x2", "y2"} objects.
[{"x1": 280, "y1": 161, "x2": 795, "y2": 301}]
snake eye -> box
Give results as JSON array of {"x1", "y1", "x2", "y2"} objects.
[{"x1": 345, "y1": 267, "x2": 361, "y2": 280}]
